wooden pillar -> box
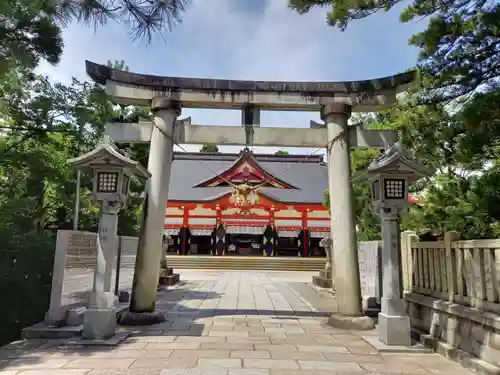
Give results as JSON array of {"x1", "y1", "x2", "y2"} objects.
[
  {"x1": 215, "y1": 204, "x2": 222, "y2": 225},
  {"x1": 215, "y1": 224, "x2": 226, "y2": 256},
  {"x1": 269, "y1": 208, "x2": 279, "y2": 256},
  {"x1": 179, "y1": 227, "x2": 188, "y2": 255},
  {"x1": 182, "y1": 206, "x2": 189, "y2": 227},
  {"x1": 300, "y1": 211, "x2": 310, "y2": 257},
  {"x1": 211, "y1": 228, "x2": 217, "y2": 256},
  {"x1": 273, "y1": 228, "x2": 279, "y2": 256},
  {"x1": 298, "y1": 229, "x2": 310, "y2": 257},
  {"x1": 176, "y1": 234, "x2": 181, "y2": 255},
  {"x1": 305, "y1": 230, "x2": 311, "y2": 257},
  {"x1": 177, "y1": 206, "x2": 189, "y2": 255},
  {"x1": 213, "y1": 205, "x2": 223, "y2": 256},
  {"x1": 263, "y1": 225, "x2": 274, "y2": 256}
]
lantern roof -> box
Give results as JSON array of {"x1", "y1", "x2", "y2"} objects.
[
  {"x1": 68, "y1": 135, "x2": 151, "y2": 179},
  {"x1": 352, "y1": 142, "x2": 434, "y2": 183}
]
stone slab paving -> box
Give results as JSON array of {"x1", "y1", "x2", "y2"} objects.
[{"x1": 0, "y1": 270, "x2": 474, "y2": 375}]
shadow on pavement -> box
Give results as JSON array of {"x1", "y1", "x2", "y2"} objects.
[{"x1": 0, "y1": 279, "x2": 335, "y2": 371}]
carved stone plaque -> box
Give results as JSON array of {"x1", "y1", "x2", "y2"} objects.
[
  {"x1": 61, "y1": 232, "x2": 98, "y2": 308},
  {"x1": 358, "y1": 241, "x2": 382, "y2": 301}
]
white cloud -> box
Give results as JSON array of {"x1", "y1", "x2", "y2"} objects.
[{"x1": 37, "y1": 0, "x2": 423, "y2": 156}]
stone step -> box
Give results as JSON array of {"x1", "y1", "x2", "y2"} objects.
[
  {"x1": 22, "y1": 323, "x2": 83, "y2": 339},
  {"x1": 22, "y1": 303, "x2": 130, "y2": 339},
  {"x1": 165, "y1": 255, "x2": 325, "y2": 271},
  {"x1": 312, "y1": 275, "x2": 333, "y2": 289}
]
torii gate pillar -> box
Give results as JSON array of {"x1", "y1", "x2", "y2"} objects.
[
  {"x1": 322, "y1": 103, "x2": 375, "y2": 330},
  {"x1": 119, "y1": 97, "x2": 181, "y2": 325}
]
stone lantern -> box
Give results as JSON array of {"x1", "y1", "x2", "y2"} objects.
[
  {"x1": 68, "y1": 136, "x2": 150, "y2": 340},
  {"x1": 353, "y1": 142, "x2": 433, "y2": 348}
]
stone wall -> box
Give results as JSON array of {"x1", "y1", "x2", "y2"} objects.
[
  {"x1": 406, "y1": 293, "x2": 500, "y2": 368},
  {"x1": 401, "y1": 231, "x2": 500, "y2": 370}
]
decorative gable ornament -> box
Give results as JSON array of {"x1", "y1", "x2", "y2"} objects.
[
  {"x1": 194, "y1": 148, "x2": 296, "y2": 189},
  {"x1": 229, "y1": 183, "x2": 260, "y2": 207},
  {"x1": 68, "y1": 135, "x2": 150, "y2": 207},
  {"x1": 352, "y1": 142, "x2": 434, "y2": 213}
]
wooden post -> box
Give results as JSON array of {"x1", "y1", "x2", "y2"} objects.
[
  {"x1": 475, "y1": 248, "x2": 486, "y2": 309},
  {"x1": 444, "y1": 231, "x2": 460, "y2": 303}
]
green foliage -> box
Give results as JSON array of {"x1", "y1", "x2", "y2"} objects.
[
  {"x1": 323, "y1": 121, "x2": 383, "y2": 240},
  {"x1": 0, "y1": 0, "x2": 63, "y2": 77},
  {"x1": 322, "y1": 88, "x2": 500, "y2": 240},
  {"x1": 274, "y1": 150, "x2": 289, "y2": 155},
  {"x1": 289, "y1": 0, "x2": 499, "y2": 102},
  {"x1": 1, "y1": 0, "x2": 190, "y2": 79},
  {"x1": 0, "y1": 72, "x2": 101, "y2": 343},
  {"x1": 50, "y1": 0, "x2": 191, "y2": 42},
  {"x1": 401, "y1": 172, "x2": 500, "y2": 240},
  {"x1": 200, "y1": 144, "x2": 219, "y2": 153},
  {"x1": 351, "y1": 148, "x2": 383, "y2": 241},
  {"x1": 0, "y1": 60, "x2": 151, "y2": 341},
  {"x1": 0, "y1": 229, "x2": 55, "y2": 345}
]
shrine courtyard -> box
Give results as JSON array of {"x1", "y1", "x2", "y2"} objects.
[{"x1": 0, "y1": 270, "x2": 472, "y2": 375}]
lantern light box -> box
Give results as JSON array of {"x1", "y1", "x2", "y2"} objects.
[
  {"x1": 354, "y1": 142, "x2": 433, "y2": 211},
  {"x1": 69, "y1": 136, "x2": 150, "y2": 207}
]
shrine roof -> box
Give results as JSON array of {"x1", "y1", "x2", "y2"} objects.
[{"x1": 168, "y1": 151, "x2": 328, "y2": 204}]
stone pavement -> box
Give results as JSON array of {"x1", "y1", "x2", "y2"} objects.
[{"x1": 0, "y1": 270, "x2": 474, "y2": 375}]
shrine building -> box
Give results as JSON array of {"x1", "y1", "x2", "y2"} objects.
[{"x1": 163, "y1": 148, "x2": 330, "y2": 256}]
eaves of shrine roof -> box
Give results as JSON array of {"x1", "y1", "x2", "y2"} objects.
[{"x1": 168, "y1": 151, "x2": 328, "y2": 204}]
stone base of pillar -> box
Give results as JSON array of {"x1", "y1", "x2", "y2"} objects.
[
  {"x1": 158, "y1": 273, "x2": 180, "y2": 286},
  {"x1": 82, "y1": 292, "x2": 117, "y2": 340},
  {"x1": 117, "y1": 291, "x2": 130, "y2": 303},
  {"x1": 378, "y1": 313, "x2": 411, "y2": 346},
  {"x1": 117, "y1": 310, "x2": 166, "y2": 326},
  {"x1": 158, "y1": 267, "x2": 180, "y2": 286},
  {"x1": 312, "y1": 269, "x2": 333, "y2": 288},
  {"x1": 82, "y1": 309, "x2": 117, "y2": 340},
  {"x1": 361, "y1": 335, "x2": 432, "y2": 354},
  {"x1": 362, "y1": 297, "x2": 381, "y2": 318},
  {"x1": 327, "y1": 313, "x2": 375, "y2": 330}
]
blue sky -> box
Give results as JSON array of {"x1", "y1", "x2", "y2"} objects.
[{"x1": 38, "y1": 0, "x2": 424, "y2": 156}]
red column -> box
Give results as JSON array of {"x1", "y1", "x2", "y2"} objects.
[
  {"x1": 270, "y1": 206, "x2": 276, "y2": 256},
  {"x1": 302, "y1": 210, "x2": 308, "y2": 257},
  {"x1": 182, "y1": 206, "x2": 189, "y2": 227},
  {"x1": 181, "y1": 206, "x2": 189, "y2": 255},
  {"x1": 216, "y1": 204, "x2": 222, "y2": 226}
]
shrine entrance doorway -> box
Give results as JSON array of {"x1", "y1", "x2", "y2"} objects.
[
  {"x1": 190, "y1": 235, "x2": 212, "y2": 255},
  {"x1": 228, "y1": 233, "x2": 262, "y2": 256}
]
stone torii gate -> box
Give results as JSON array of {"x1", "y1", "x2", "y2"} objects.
[{"x1": 85, "y1": 61, "x2": 415, "y2": 327}]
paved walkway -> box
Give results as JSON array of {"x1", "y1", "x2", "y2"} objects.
[{"x1": 0, "y1": 271, "x2": 473, "y2": 375}]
